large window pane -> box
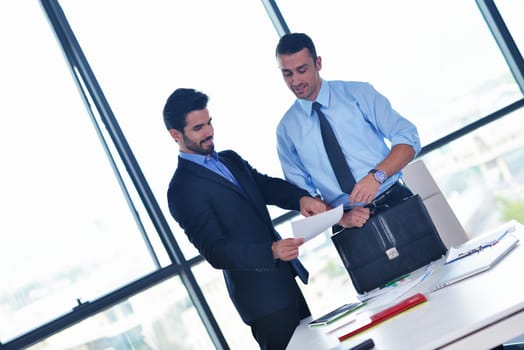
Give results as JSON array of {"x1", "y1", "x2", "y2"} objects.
[
  {"x1": 26, "y1": 277, "x2": 213, "y2": 350},
  {"x1": 52, "y1": 1, "x2": 363, "y2": 345},
  {"x1": 54, "y1": 1, "x2": 305, "y2": 347},
  {"x1": 192, "y1": 263, "x2": 258, "y2": 350},
  {"x1": 6, "y1": 1, "x2": 523, "y2": 348},
  {"x1": 0, "y1": 2, "x2": 158, "y2": 342},
  {"x1": 57, "y1": 0, "x2": 294, "y2": 259},
  {"x1": 421, "y1": 108, "x2": 524, "y2": 236},
  {"x1": 276, "y1": 1, "x2": 523, "y2": 146},
  {"x1": 275, "y1": 1, "x2": 524, "y2": 233}
]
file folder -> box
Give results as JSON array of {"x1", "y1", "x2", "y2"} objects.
[
  {"x1": 432, "y1": 234, "x2": 518, "y2": 291},
  {"x1": 338, "y1": 293, "x2": 427, "y2": 341},
  {"x1": 308, "y1": 301, "x2": 365, "y2": 327}
]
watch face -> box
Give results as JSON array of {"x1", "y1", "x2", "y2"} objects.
[{"x1": 374, "y1": 170, "x2": 387, "y2": 183}]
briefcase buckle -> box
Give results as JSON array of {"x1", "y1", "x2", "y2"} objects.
[{"x1": 385, "y1": 247, "x2": 399, "y2": 260}]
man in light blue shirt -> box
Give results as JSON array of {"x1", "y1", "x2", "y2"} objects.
[{"x1": 275, "y1": 33, "x2": 421, "y2": 229}]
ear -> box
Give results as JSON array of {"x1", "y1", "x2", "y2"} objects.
[
  {"x1": 169, "y1": 128, "x2": 182, "y2": 143},
  {"x1": 316, "y1": 56, "x2": 322, "y2": 71}
]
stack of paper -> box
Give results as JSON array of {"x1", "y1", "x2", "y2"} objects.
[
  {"x1": 336, "y1": 293, "x2": 428, "y2": 341},
  {"x1": 308, "y1": 301, "x2": 365, "y2": 327}
]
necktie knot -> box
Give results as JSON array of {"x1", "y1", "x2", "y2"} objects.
[{"x1": 312, "y1": 101, "x2": 322, "y2": 114}]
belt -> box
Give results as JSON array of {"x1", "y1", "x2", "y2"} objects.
[
  {"x1": 338, "y1": 180, "x2": 404, "y2": 213},
  {"x1": 370, "y1": 179, "x2": 403, "y2": 204},
  {"x1": 333, "y1": 179, "x2": 409, "y2": 234}
]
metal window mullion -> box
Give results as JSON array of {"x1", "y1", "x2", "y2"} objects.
[
  {"x1": 476, "y1": 0, "x2": 524, "y2": 94},
  {"x1": 261, "y1": 0, "x2": 290, "y2": 36},
  {"x1": 35, "y1": 1, "x2": 229, "y2": 349}
]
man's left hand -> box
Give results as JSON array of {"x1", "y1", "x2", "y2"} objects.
[{"x1": 349, "y1": 174, "x2": 380, "y2": 206}]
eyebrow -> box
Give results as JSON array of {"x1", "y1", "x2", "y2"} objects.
[
  {"x1": 281, "y1": 63, "x2": 309, "y2": 73},
  {"x1": 296, "y1": 63, "x2": 308, "y2": 71},
  {"x1": 191, "y1": 117, "x2": 212, "y2": 130}
]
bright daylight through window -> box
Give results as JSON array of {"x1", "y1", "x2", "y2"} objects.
[{"x1": 1, "y1": 1, "x2": 523, "y2": 349}]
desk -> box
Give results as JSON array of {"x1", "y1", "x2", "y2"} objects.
[{"x1": 288, "y1": 221, "x2": 524, "y2": 350}]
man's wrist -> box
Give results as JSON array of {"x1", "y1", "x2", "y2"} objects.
[
  {"x1": 368, "y1": 169, "x2": 387, "y2": 184},
  {"x1": 271, "y1": 242, "x2": 278, "y2": 259}
]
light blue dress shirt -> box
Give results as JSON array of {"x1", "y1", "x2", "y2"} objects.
[
  {"x1": 276, "y1": 79, "x2": 420, "y2": 209},
  {"x1": 179, "y1": 151, "x2": 241, "y2": 188}
]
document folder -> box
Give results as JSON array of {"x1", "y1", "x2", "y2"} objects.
[
  {"x1": 338, "y1": 293, "x2": 427, "y2": 341},
  {"x1": 308, "y1": 301, "x2": 365, "y2": 327},
  {"x1": 432, "y1": 234, "x2": 518, "y2": 291}
]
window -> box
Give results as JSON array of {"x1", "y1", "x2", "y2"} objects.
[
  {"x1": 421, "y1": 108, "x2": 524, "y2": 236},
  {"x1": 276, "y1": 1, "x2": 522, "y2": 147},
  {"x1": 26, "y1": 277, "x2": 215, "y2": 350},
  {"x1": 2, "y1": 1, "x2": 523, "y2": 348},
  {"x1": 275, "y1": 0, "x2": 524, "y2": 235},
  {"x1": 57, "y1": 0, "x2": 296, "y2": 256},
  {"x1": 0, "y1": 2, "x2": 158, "y2": 342}
]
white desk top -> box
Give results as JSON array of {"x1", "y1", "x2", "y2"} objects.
[{"x1": 288, "y1": 221, "x2": 524, "y2": 350}]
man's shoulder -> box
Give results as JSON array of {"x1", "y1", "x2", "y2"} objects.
[
  {"x1": 218, "y1": 149, "x2": 243, "y2": 163},
  {"x1": 167, "y1": 160, "x2": 208, "y2": 204},
  {"x1": 218, "y1": 149, "x2": 239, "y2": 157},
  {"x1": 168, "y1": 166, "x2": 185, "y2": 191},
  {"x1": 327, "y1": 80, "x2": 379, "y2": 106},
  {"x1": 168, "y1": 158, "x2": 198, "y2": 188},
  {"x1": 328, "y1": 80, "x2": 373, "y2": 93}
]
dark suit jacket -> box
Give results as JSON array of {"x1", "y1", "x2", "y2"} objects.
[{"x1": 167, "y1": 150, "x2": 310, "y2": 324}]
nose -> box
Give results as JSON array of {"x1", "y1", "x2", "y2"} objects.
[
  {"x1": 290, "y1": 75, "x2": 301, "y2": 87},
  {"x1": 204, "y1": 123, "x2": 213, "y2": 137}
]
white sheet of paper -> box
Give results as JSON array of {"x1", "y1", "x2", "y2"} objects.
[{"x1": 292, "y1": 205, "x2": 343, "y2": 242}]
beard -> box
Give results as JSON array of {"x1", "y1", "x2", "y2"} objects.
[{"x1": 183, "y1": 134, "x2": 214, "y2": 155}]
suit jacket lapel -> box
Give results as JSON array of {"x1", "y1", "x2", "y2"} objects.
[
  {"x1": 178, "y1": 155, "x2": 270, "y2": 224},
  {"x1": 178, "y1": 157, "x2": 243, "y2": 196},
  {"x1": 219, "y1": 154, "x2": 271, "y2": 221},
  {"x1": 219, "y1": 155, "x2": 258, "y2": 201}
]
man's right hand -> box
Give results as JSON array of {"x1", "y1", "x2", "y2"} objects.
[
  {"x1": 272, "y1": 238, "x2": 304, "y2": 261},
  {"x1": 337, "y1": 206, "x2": 370, "y2": 229},
  {"x1": 299, "y1": 196, "x2": 328, "y2": 217}
]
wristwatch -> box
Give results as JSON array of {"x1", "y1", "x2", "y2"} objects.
[{"x1": 369, "y1": 169, "x2": 387, "y2": 184}]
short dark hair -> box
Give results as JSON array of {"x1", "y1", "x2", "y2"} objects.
[
  {"x1": 163, "y1": 88, "x2": 209, "y2": 131},
  {"x1": 275, "y1": 32, "x2": 317, "y2": 61}
]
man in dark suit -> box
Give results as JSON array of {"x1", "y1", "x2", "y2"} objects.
[{"x1": 163, "y1": 88, "x2": 327, "y2": 350}]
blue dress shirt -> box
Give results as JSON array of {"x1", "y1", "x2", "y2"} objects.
[
  {"x1": 179, "y1": 151, "x2": 242, "y2": 188},
  {"x1": 276, "y1": 80, "x2": 420, "y2": 209}
]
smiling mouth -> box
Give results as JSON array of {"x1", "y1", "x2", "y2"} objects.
[
  {"x1": 293, "y1": 84, "x2": 307, "y2": 95},
  {"x1": 201, "y1": 137, "x2": 213, "y2": 146}
]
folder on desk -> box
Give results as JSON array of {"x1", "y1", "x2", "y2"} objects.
[
  {"x1": 308, "y1": 301, "x2": 365, "y2": 327},
  {"x1": 338, "y1": 293, "x2": 427, "y2": 342},
  {"x1": 445, "y1": 225, "x2": 516, "y2": 264},
  {"x1": 432, "y1": 234, "x2": 519, "y2": 291}
]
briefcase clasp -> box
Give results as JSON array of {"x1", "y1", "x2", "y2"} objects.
[{"x1": 385, "y1": 247, "x2": 399, "y2": 260}]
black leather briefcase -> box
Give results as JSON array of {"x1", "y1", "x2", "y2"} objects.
[{"x1": 331, "y1": 194, "x2": 447, "y2": 294}]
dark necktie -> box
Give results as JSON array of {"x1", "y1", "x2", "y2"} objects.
[{"x1": 313, "y1": 102, "x2": 356, "y2": 194}]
